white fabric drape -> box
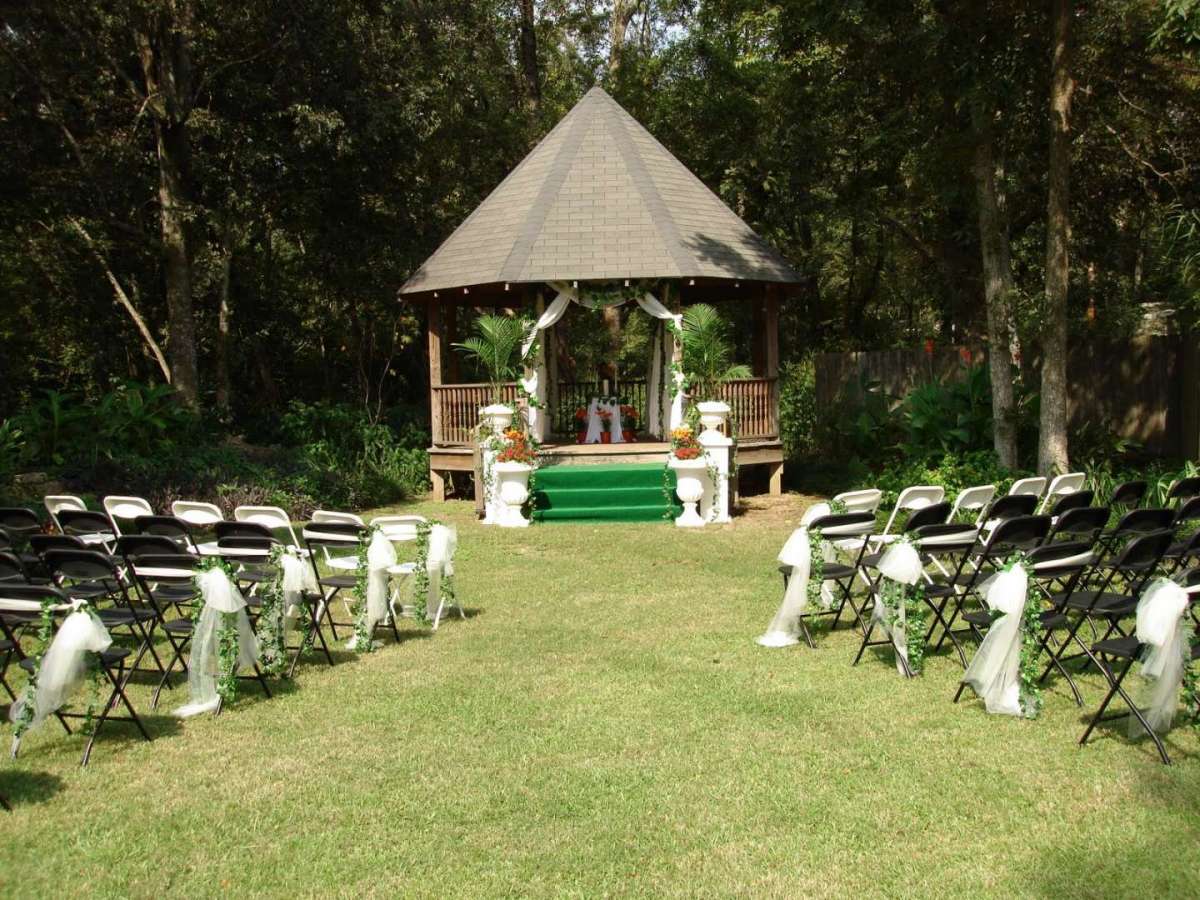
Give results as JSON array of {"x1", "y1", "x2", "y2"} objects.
[
  {"x1": 646, "y1": 322, "x2": 663, "y2": 437},
  {"x1": 175, "y1": 567, "x2": 259, "y2": 718},
  {"x1": 583, "y1": 397, "x2": 624, "y2": 443},
  {"x1": 960, "y1": 565, "x2": 1031, "y2": 716},
  {"x1": 875, "y1": 542, "x2": 924, "y2": 674},
  {"x1": 346, "y1": 530, "x2": 398, "y2": 650},
  {"x1": 280, "y1": 549, "x2": 318, "y2": 628},
  {"x1": 1128, "y1": 578, "x2": 1191, "y2": 738},
  {"x1": 758, "y1": 504, "x2": 832, "y2": 647},
  {"x1": 426, "y1": 524, "x2": 458, "y2": 622},
  {"x1": 522, "y1": 282, "x2": 683, "y2": 436},
  {"x1": 9, "y1": 601, "x2": 112, "y2": 753}
]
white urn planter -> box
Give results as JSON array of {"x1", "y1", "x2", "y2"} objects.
[
  {"x1": 695, "y1": 400, "x2": 731, "y2": 437},
  {"x1": 480, "y1": 403, "x2": 516, "y2": 434},
  {"x1": 669, "y1": 457, "x2": 709, "y2": 528},
  {"x1": 492, "y1": 461, "x2": 532, "y2": 528}
]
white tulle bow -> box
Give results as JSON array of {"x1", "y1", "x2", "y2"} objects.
[
  {"x1": 175, "y1": 566, "x2": 259, "y2": 718},
  {"x1": 279, "y1": 549, "x2": 317, "y2": 624},
  {"x1": 757, "y1": 504, "x2": 834, "y2": 648},
  {"x1": 1129, "y1": 578, "x2": 1191, "y2": 737},
  {"x1": 10, "y1": 601, "x2": 112, "y2": 753},
  {"x1": 874, "y1": 541, "x2": 924, "y2": 673},
  {"x1": 961, "y1": 564, "x2": 1030, "y2": 716},
  {"x1": 426, "y1": 524, "x2": 458, "y2": 615},
  {"x1": 345, "y1": 529, "x2": 399, "y2": 650}
]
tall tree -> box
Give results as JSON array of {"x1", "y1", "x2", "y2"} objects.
[
  {"x1": 517, "y1": 0, "x2": 541, "y2": 115},
  {"x1": 1039, "y1": 0, "x2": 1074, "y2": 474}
]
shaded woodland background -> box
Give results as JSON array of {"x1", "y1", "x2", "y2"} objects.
[{"x1": 1, "y1": 1, "x2": 1198, "y2": 506}]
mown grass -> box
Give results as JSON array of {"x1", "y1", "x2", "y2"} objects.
[{"x1": 1, "y1": 495, "x2": 1198, "y2": 897}]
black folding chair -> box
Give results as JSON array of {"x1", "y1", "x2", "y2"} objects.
[
  {"x1": 1161, "y1": 497, "x2": 1200, "y2": 575},
  {"x1": 980, "y1": 493, "x2": 1039, "y2": 530},
  {"x1": 0, "y1": 583, "x2": 151, "y2": 766},
  {"x1": 133, "y1": 515, "x2": 200, "y2": 554},
  {"x1": 1096, "y1": 507, "x2": 1175, "y2": 557},
  {"x1": 1107, "y1": 480, "x2": 1146, "y2": 512},
  {"x1": 929, "y1": 515, "x2": 1052, "y2": 667},
  {"x1": 1048, "y1": 489, "x2": 1094, "y2": 519},
  {"x1": 1078, "y1": 567, "x2": 1199, "y2": 765},
  {"x1": 117, "y1": 535, "x2": 198, "y2": 612},
  {"x1": 853, "y1": 518, "x2": 980, "y2": 674},
  {"x1": 1046, "y1": 506, "x2": 1110, "y2": 544},
  {"x1": 0, "y1": 508, "x2": 41, "y2": 544},
  {"x1": 54, "y1": 509, "x2": 117, "y2": 552},
  {"x1": 777, "y1": 511, "x2": 877, "y2": 646},
  {"x1": 1048, "y1": 530, "x2": 1174, "y2": 681},
  {"x1": 1166, "y1": 476, "x2": 1200, "y2": 508},
  {"x1": 303, "y1": 521, "x2": 405, "y2": 647},
  {"x1": 43, "y1": 549, "x2": 164, "y2": 677}
]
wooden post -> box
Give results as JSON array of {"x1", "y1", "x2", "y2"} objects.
[
  {"x1": 445, "y1": 301, "x2": 460, "y2": 383},
  {"x1": 427, "y1": 298, "x2": 445, "y2": 501},
  {"x1": 764, "y1": 285, "x2": 783, "y2": 495}
]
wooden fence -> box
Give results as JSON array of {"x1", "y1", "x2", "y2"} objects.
[{"x1": 814, "y1": 336, "x2": 1197, "y2": 457}]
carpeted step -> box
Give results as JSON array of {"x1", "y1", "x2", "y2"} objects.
[{"x1": 532, "y1": 462, "x2": 680, "y2": 523}]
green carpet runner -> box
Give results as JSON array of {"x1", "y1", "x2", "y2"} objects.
[{"x1": 532, "y1": 463, "x2": 682, "y2": 523}]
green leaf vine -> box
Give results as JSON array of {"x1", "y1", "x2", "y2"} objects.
[
  {"x1": 807, "y1": 527, "x2": 825, "y2": 611},
  {"x1": 1180, "y1": 623, "x2": 1199, "y2": 729},
  {"x1": 879, "y1": 572, "x2": 928, "y2": 675},
  {"x1": 411, "y1": 520, "x2": 452, "y2": 627},
  {"x1": 193, "y1": 555, "x2": 244, "y2": 704},
  {"x1": 1009, "y1": 554, "x2": 1046, "y2": 719},
  {"x1": 253, "y1": 545, "x2": 313, "y2": 677},
  {"x1": 350, "y1": 524, "x2": 381, "y2": 653}
]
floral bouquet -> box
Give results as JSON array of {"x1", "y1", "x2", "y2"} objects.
[
  {"x1": 597, "y1": 408, "x2": 613, "y2": 443},
  {"x1": 619, "y1": 404, "x2": 639, "y2": 441},
  {"x1": 496, "y1": 428, "x2": 538, "y2": 465},
  {"x1": 670, "y1": 425, "x2": 701, "y2": 460}
]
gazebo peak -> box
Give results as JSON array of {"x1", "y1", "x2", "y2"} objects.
[{"x1": 400, "y1": 86, "x2": 800, "y2": 296}]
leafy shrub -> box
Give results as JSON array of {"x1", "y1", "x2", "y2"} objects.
[
  {"x1": 898, "y1": 364, "x2": 993, "y2": 459},
  {"x1": 827, "y1": 371, "x2": 900, "y2": 459},
  {"x1": 778, "y1": 359, "x2": 817, "y2": 460},
  {"x1": 873, "y1": 449, "x2": 1022, "y2": 507}
]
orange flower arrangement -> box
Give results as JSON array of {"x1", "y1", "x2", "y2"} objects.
[{"x1": 670, "y1": 424, "x2": 702, "y2": 460}]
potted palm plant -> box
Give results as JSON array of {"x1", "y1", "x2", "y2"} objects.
[
  {"x1": 452, "y1": 314, "x2": 530, "y2": 432},
  {"x1": 680, "y1": 303, "x2": 751, "y2": 435}
]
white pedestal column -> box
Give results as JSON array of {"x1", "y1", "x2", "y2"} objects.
[
  {"x1": 493, "y1": 462, "x2": 532, "y2": 527},
  {"x1": 669, "y1": 458, "x2": 709, "y2": 528},
  {"x1": 697, "y1": 401, "x2": 732, "y2": 524}
]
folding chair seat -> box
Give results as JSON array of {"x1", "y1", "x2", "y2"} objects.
[
  {"x1": 948, "y1": 484, "x2": 997, "y2": 526},
  {"x1": 102, "y1": 496, "x2": 155, "y2": 537},
  {"x1": 1107, "y1": 480, "x2": 1146, "y2": 511},
  {"x1": 0, "y1": 550, "x2": 31, "y2": 584},
  {"x1": 1163, "y1": 530, "x2": 1200, "y2": 576},
  {"x1": 215, "y1": 534, "x2": 279, "y2": 592},
  {"x1": 133, "y1": 514, "x2": 200, "y2": 554},
  {"x1": 55, "y1": 509, "x2": 117, "y2": 552},
  {"x1": 831, "y1": 489, "x2": 883, "y2": 515},
  {"x1": 44, "y1": 495, "x2": 88, "y2": 533},
  {"x1": 233, "y1": 505, "x2": 304, "y2": 552},
  {"x1": 0, "y1": 583, "x2": 151, "y2": 766},
  {"x1": 1008, "y1": 476, "x2": 1047, "y2": 498},
  {"x1": 777, "y1": 511, "x2": 876, "y2": 642},
  {"x1": 1038, "y1": 472, "x2": 1087, "y2": 514}
]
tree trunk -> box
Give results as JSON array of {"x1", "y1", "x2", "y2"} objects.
[
  {"x1": 136, "y1": 5, "x2": 200, "y2": 409},
  {"x1": 1039, "y1": 0, "x2": 1074, "y2": 475},
  {"x1": 517, "y1": 0, "x2": 540, "y2": 115},
  {"x1": 970, "y1": 99, "x2": 1019, "y2": 469},
  {"x1": 608, "y1": 0, "x2": 638, "y2": 74},
  {"x1": 215, "y1": 245, "x2": 233, "y2": 414}
]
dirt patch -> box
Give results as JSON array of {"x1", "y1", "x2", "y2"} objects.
[{"x1": 732, "y1": 491, "x2": 823, "y2": 529}]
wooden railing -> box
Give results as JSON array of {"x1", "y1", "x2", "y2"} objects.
[
  {"x1": 432, "y1": 377, "x2": 779, "y2": 445},
  {"x1": 431, "y1": 383, "x2": 520, "y2": 445},
  {"x1": 717, "y1": 377, "x2": 778, "y2": 440}
]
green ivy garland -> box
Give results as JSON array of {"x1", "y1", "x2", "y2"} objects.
[
  {"x1": 350, "y1": 524, "x2": 381, "y2": 653},
  {"x1": 577, "y1": 280, "x2": 660, "y2": 309},
  {"x1": 1009, "y1": 554, "x2": 1046, "y2": 719},
  {"x1": 254, "y1": 546, "x2": 314, "y2": 677},
  {"x1": 11, "y1": 597, "x2": 105, "y2": 741},
  {"x1": 194, "y1": 555, "x2": 244, "y2": 704},
  {"x1": 879, "y1": 570, "x2": 928, "y2": 675},
  {"x1": 807, "y1": 527, "x2": 825, "y2": 610},
  {"x1": 411, "y1": 520, "x2": 453, "y2": 627}
]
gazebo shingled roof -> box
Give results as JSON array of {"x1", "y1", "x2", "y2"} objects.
[{"x1": 400, "y1": 86, "x2": 801, "y2": 297}]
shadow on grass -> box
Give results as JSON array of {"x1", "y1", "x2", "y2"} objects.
[{"x1": 0, "y1": 770, "x2": 64, "y2": 809}]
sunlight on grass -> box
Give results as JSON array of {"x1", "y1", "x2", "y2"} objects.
[{"x1": 1, "y1": 497, "x2": 1198, "y2": 897}]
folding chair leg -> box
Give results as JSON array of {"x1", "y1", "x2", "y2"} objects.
[
  {"x1": 1038, "y1": 629, "x2": 1083, "y2": 706},
  {"x1": 82, "y1": 661, "x2": 151, "y2": 767},
  {"x1": 1079, "y1": 654, "x2": 1171, "y2": 765},
  {"x1": 152, "y1": 636, "x2": 189, "y2": 710}
]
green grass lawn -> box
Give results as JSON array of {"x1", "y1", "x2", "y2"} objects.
[{"x1": 1, "y1": 495, "x2": 1198, "y2": 897}]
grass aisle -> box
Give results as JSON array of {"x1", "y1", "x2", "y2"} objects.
[{"x1": 1, "y1": 496, "x2": 1198, "y2": 897}]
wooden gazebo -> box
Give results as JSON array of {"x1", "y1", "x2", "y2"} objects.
[{"x1": 400, "y1": 87, "x2": 801, "y2": 502}]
